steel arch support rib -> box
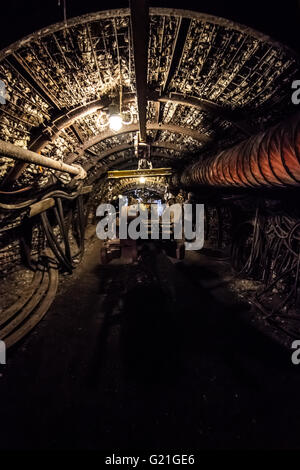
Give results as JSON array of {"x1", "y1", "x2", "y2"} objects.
[{"x1": 130, "y1": 0, "x2": 149, "y2": 143}]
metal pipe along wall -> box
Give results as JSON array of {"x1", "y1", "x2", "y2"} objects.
[{"x1": 0, "y1": 139, "x2": 87, "y2": 179}]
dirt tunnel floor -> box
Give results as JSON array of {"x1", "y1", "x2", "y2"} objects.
[{"x1": 0, "y1": 236, "x2": 300, "y2": 450}]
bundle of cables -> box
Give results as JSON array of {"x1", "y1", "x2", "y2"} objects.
[
  {"x1": 231, "y1": 206, "x2": 300, "y2": 318},
  {"x1": 0, "y1": 186, "x2": 88, "y2": 273},
  {"x1": 40, "y1": 191, "x2": 86, "y2": 273}
]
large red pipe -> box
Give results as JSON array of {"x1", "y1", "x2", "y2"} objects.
[{"x1": 180, "y1": 112, "x2": 300, "y2": 188}]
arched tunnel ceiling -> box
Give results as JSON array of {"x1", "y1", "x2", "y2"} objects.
[{"x1": 0, "y1": 7, "x2": 299, "y2": 188}]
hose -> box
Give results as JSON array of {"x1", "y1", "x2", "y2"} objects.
[
  {"x1": 2, "y1": 253, "x2": 59, "y2": 348},
  {"x1": 0, "y1": 188, "x2": 83, "y2": 212}
]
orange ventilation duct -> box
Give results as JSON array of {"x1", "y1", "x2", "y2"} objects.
[{"x1": 180, "y1": 112, "x2": 300, "y2": 188}]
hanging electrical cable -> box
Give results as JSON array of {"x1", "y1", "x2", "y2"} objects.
[{"x1": 39, "y1": 191, "x2": 87, "y2": 272}]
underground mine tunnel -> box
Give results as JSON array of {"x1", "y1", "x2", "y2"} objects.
[{"x1": 1, "y1": 0, "x2": 300, "y2": 452}]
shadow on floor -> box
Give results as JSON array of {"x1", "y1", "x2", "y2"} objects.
[{"x1": 0, "y1": 242, "x2": 300, "y2": 450}]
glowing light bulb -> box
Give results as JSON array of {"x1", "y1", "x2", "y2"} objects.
[
  {"x1": 139, "y1": 176, "x2": 146, "y2": 184},
  {"x1": 109, "y1": 114, "x2": 123, "y2": 132}
]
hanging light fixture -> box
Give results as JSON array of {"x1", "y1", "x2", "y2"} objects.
[
  {"x1": 109, "y1": 114, "x2": 123, "y2": 132},
  {"x1": 108, "y1": 103, "x2": 123, "y2": 132},
  {"x1": 97, "y1": 101, "x2": 134, "y2": 133}
]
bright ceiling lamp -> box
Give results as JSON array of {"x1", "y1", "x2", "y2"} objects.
[
  {"x1": 139, "y1": 176, "x2": 146, "y2": 184},
  {"x1": 97, "y1": 101, "x2": 134, "y2": 132},
  {"x1": 109, "y1": 113, "x2": 123, "y2": 132},
  {"x1": 108, "y1": 103, "x2": 122, "y2": 132}
]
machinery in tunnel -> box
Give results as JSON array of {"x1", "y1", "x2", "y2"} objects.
[{"x1": 1, "y1": 0, "x2": 300, "y2": 452}]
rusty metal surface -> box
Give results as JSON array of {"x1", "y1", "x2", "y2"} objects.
[
  {"x1": 0, "y1": 139, "x2": 86, "y2": 178},
  {"x1": 81, "y1": 123, "x2": 210, "y2": 152}
]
